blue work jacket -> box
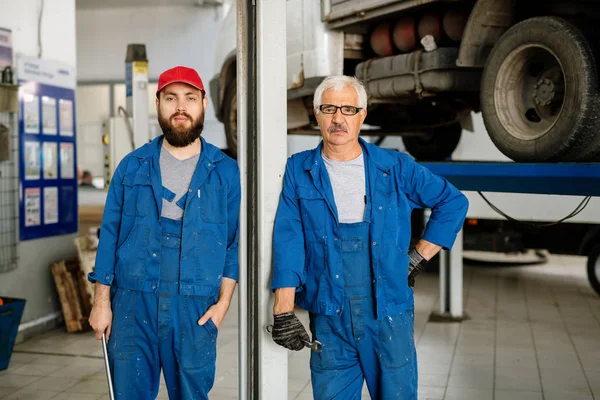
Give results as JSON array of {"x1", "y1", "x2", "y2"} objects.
[
  {"x1": 88, "y1": 135, "x2": 241, "y2": 296},
  {"x1": 271, "y1": 138, "x2": 468, "y2": 318}
]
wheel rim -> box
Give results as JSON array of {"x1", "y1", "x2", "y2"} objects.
[
  {"x1": 596, "y1": 255, "x2": 600, "y2": 282},
  {"x1": 494, "y1": 44, "x2": 566, "y2": 141}
]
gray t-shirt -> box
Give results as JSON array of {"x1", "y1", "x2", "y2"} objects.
[
  {"x1": 322, "y1": 151, "x2": 366, "y2": 223},
  {"x1": 160, "y1": 145, "x2": 200, "y2": 220}
]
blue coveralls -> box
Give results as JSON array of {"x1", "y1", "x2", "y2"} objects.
[
  {"x1": 309, "y1": 222, "x2": 417, "y2": 400},
  {"x1": 109, "y1": 217, "x2": 219, "y2": 400},
  {"x1": 272, "y1": 139, "x2": 467, "y2": 399}
]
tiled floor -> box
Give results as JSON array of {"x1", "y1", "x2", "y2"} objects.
[{"x1": 2, "y1": 254, "x2": 599, "y2": 399}]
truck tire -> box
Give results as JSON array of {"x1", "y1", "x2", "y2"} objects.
[
  {"x1": 588, "y1": 244, "x2": 600, "y2": 296},
  {"x1": 402, "y1": 123, "x2": 462, "y2": 161},
  {"x1": 481, "y1": 17, "x2": 600, "y2": 162},
  {"x1": 223, "y1": 79, "x2": 238, "y2": 159}
]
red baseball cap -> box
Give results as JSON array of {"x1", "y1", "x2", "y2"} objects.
[{"x1": 156, "y1": 66, "x2": 205, "y2": 97}]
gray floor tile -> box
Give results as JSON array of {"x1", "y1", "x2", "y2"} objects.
[
  {"x1": 417, "y1": 386, "x2": 444, "y2": 400},
  {"x1": 6, "y1": 354, "x2": 39, "y2": 365},
  {"x1": 0, "y1": 364, "x2": 27, "y2": 375},
  {"x1": 6, "y1": 364, "x2": 63, "y2": 377},
  {"x1": 63, "y1": 379, "x2": 108, "y2": 395},
  {"x1": 494, "y1": 390, "x2": 543, "y2": 400},
  {"x1": 86, "y1": 371, "x2": 108, "y2": 382},
  {"x1": 293, "y1": 393, "x2": 315, "y2": 400},
  {"x1": 27, "y1": 377, "x2": 78, "y2": 393},
  {"x1": 27, "y1": 356, "x2": 73, "y2": 367},
  {"x1": 453, "y1": 344, "x2": 495, "y2": 357},
  {"x1": 288, "y1": 378, "x2": 310, "y2": 393},
  {"x1": 1, "y1": 388, "x2": 59, "y2": 400},
  {"x1": 207, "y1": 387, "x2": 238, "y2": 399},
  {"x1": 579, "y1": 352, "x2": 600, "y2": 370},
  {"x1": 418, "y1": 362, "x2": 452, "y2": 375},
  {"x1": 418, "y1": 373, "x2": 448, "y2": 388},
  {"x1": 540, "y1": 367, "x2": 592, "y2": 393},
  {"x1": 48, "y1": 365, "x2": 101, "y2": 381},
  {"x1": 50, "y1": 393, "x2": 104, "y2": 400},
  {"x1": 495, "y1": 367, "x2": 541, "y2": 392},
  {"x1": 449, "y1": 364, "x2": 493, "y2": 377},
  {"x1": 0, "y1": 374, "x2": 41, "y2": 389},
  {"x1": 543, "y1": 392, "x2": 594, "y2": 400},
  {"x1": 495, "y1": 348, "x2": 537, "y2": 368},
  {"x1": 0, "y1": 387, "x2": 17, "y2": 398},
  {"x1": 585, "y1": 369, "x2": 600, "y2": 392},
  {"x1": 447, "y1": 368, "x2": 494, "y2": 390},
  {"x1": 536, "y1": 350, "x2": 581, "y2": 368},
  {"x1": 451, "y1": 354, "x2": 494, "y2": 366},
  {"x1": 444, "y1": 387, "x2": 493, "y2": 400}
]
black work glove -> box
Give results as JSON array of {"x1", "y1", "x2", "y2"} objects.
[
  {"x1": 271, "y1": 311, "x2": 310, "y2": 351},
  {"x1": 408, "y1": 247, "x2": 427, "y2": 287}
]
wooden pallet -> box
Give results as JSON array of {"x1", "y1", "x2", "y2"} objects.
[
  {"x1": 50, "y1": 260, "x2": 92, "y2": 333},
  {"x1": 74, "y1": 236, "x2": 97, "y2": 302}
]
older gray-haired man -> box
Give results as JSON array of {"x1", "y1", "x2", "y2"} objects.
[{"x1": 269, "y1": 75, "x2": 468, "y2": 399}]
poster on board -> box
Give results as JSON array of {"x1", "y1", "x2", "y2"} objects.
[
  {"x1": 23, "y1": 94, "x2": 40, "y2": 134},
  {"x1": 59, "y1": 99, "x2": 73, "y2": 136},
  {"x1": 42, "y1": 96, "x2": 57, "y2": 135},
  {"x1": 24, "y1": 188, "x2": 41, "y2": 227},
  {"x1": 43, "y1": 142, "x2": 58, "y2": 179},
  {"x1": 43, "y1": 187, "x2": 58, "y2": 224},
  {"x1": 24, "y1": 141, "x2": 40, "y2": 180},
  {"x1": 60, "y1": 142, "x2": 74, "y2": 179}
]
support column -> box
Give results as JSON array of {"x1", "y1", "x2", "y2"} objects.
[
  {"x1": 239, "y1": 0, "x2": 289, "y2": 399},
  {"x1": 124, "y1": 44, "x2": 149, "y2": 149},
  {"x1": 429, "y1": 215, "x2": 465, "y2": 321}
]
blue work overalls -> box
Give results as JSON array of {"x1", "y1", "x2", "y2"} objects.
[
  {"x1": 109, "y1": 217, "x2": 218, "y2": 400},
  {"x1": 309, "y1": 222, "x2": 418, "y2": 400}
]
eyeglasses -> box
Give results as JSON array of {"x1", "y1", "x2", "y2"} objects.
[{"x1": 318, "y1": 104, "x2": 363, "y2": 116}]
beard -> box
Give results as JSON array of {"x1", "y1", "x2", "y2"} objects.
[{"x1": 158, "y1": 110, "x2": 205, "y2": 148}]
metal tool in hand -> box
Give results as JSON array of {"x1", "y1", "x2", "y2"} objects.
[
  {"x1": 265, "y1": 324, "x2": 323, "y2": 353},
  {"x1": 101, "y1": 333, "x2": 115, "y2": 400}
]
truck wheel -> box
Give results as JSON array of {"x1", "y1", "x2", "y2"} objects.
[
  {"x1": 223, "y1": 79, "x2": 238, "y2": 159},
  {"x1": 402, "y1": 123, "x2": 462, "y2": 161},
  {"x1": 481, "y1": 17, "x2": 600, "y2": 162},
  {"x1": 588, "y1": 244, "x2": 600, "y2": 296}
]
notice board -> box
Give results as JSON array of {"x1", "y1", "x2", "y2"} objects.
[{"x1": 18, "y1": 57, "x2": 77, "y2": 240}]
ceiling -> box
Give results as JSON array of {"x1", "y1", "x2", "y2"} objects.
[{"x1": 76, "y1": 0, "x2": 223, "y2": 10}]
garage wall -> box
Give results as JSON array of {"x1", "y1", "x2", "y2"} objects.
[
  {"x1": 75, "y1": 3, "x2": 232, "y2": 178},
  {"x1": 0, "y1": 0, "x2": 78, "y2": 329}
]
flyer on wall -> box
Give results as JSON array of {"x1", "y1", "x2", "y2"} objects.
[
  {"x1": 42, "y1": 96, "x2": 57, "y2": 135},
  {"x1": 43, "y1": 142, "x2": 58, "y2": 179},
  {"x1": 23, "y1": 93, "x2": 40, "y2": 134},
  {"x1": 24, "y1": 188, "x2": 41, "y2": 227},
  {"x1": 24, "y1": 141, "x2": 40, "y2": 180},
  {"x1": 44, "y1": 187, "x2": 59, "y2": 224},
  {"x1": 59, "y1": 99, "x2": 74, "y2": 136},
  {"x1": 60, "y1": 142, "x2": 74, "y2": 179}
]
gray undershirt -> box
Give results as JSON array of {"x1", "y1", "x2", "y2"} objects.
[
  {"x1": 160, "y1": 145, "x2": 200, "y2": 220},
  {"x1": 322, "y1": 151, "x2": 366, "y2": 223}
]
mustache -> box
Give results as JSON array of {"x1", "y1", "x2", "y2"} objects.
[
  {"x1": 328, "y1": 124, "x2": 348, "y2": 133},
  {"x1": 171, "y1": 112, "x2": 193, "y2": 121}
]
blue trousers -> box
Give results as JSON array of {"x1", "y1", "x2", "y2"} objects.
[
  {"x1": 108, "y1": 218, "x2": 219, "y2": 400},
  {"x1": 309, "y1": 222, "x2": 418, "y2": 400}
]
